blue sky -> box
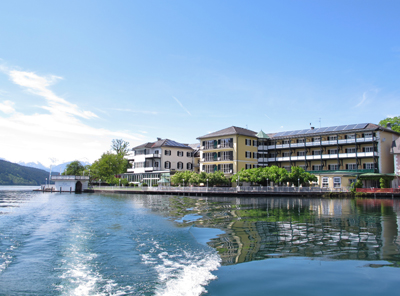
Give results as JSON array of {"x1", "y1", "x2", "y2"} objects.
[{"x1": 0, "y1": 0, "x2": 399, "y2": 166}]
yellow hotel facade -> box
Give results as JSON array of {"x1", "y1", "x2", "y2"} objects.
[
  {"x1": 197, "y1": 123, "x2": 400, "y2": 188},
  {"x1": 197, "y1": 127, "x2": 259, "y2": 175}
]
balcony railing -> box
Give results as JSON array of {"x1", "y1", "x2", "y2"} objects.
[
  {"x1": 261, "y1": 137, "x2": 376, "y2": 150},
  {"x1": 201, "y1": 144, "x2": 234, "y2": 150},
  {"x1": 144, "y1": 154, "x2": 161, "y2": 158},
  {"x1": 264, "y1": 151, "x2": 377, "y2": 162}
]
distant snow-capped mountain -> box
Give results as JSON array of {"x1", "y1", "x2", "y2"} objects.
[{"x1": 17, "y1": 161, "x2": 91, "y2": 173}]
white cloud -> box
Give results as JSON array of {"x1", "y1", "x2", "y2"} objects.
[
  {"x1": 0, "y1": 100, "x2": 15, "y2": 114},
  {"x1": 355, "y1": 92, "x2": 367, "y2": 107},
  {"x1": 9, "y1": 70, "x2": 97, "y2": 119},
  {"x1": 0, "y1": 66, "x2": 145, "y2": 166},
  {"x1": 172, "y1": 96, "x2": 192, "y2": 116}
]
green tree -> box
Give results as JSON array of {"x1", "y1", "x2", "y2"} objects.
[
  {"x1": 288, "y1": 166, "x2": 318, "y2": 186},
  {"x1": 379, "y1": 116, "x2": 400, "y2": 133},
  {"x1": 111, "y1": 139, "x2": 130, "y2": 156},
  {"x1": 89, "y1": 152, "x2": 129, "y2": 183},
  {"x1": 63, "y1": 161, "x2": 85, "y2": 176}
]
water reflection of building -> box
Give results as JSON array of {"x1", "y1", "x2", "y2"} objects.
[{"x1": 204, "y1": 198, "x2": 400, "y2": 265}]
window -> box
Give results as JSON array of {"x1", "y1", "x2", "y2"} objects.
[
  {"x1": 345, "y1": 148, "x2": 356, "y2": 153},
  {"x1": 363, "y1": 146, "x2": 374, "y2": 152},
  {"x1": 328, "y1": 149, "x2": 338, "y2": 154},
  {"x1": 297, "y1": 151, "x2": 305, "y2": 156},
  {"x1": 297, "y1": 138, "x2": 305, "y2": 143},
  {"x1": 253, "y1": 152, "x2": 257, "y2": 158},
  {"x1": 253, "y1": 140, "x2": 257, "y2": 146},
  {"x1": 333, "y1": 177, "x2": 341, "y2": 188},
  {"x1": 282, "y1": 152, "x2": 290, "y2": 157},
  {"x1": 245, "y1": 151, "x2": 251, "y2": 158},
  {"x1": 187, "y1": 162, "x2": 193, "y2": 170},
  {"x1": 322, "y1": 177, "x2": 329, "y2": 188},
  {"x1": 177, "y1": 162, "x2": 183, "y2": 169},
  {"x1": 164, "y1": 150, "x2": 171, "y2": 156},
  {"x1": 364, "y1": 163, "x2": 374, "y2": 169},
  {"x1": 221, "y1": 163, "x2": 233, "y2": 173},
  {"x1": 313, "y1": 137, "x2": 321, "y2": 143},
  {"x1": 245, "y1": 164, "x2": 252, "y2": 169},
  {"x1": 177, "y1": 151, "x2": 184, "y2": 157},
  {"x1": 346, "y1": 134, "x2": 355, "y2": 140},
  {"x1": 312, "y1": 150, "x2": 321, "y2": 155},
  {"x1": 312, "y1": 165, "x2": 322, "y2": 171},
  {"x1": 283, "y1": 166, "x2": 291, "y2": 171},
  {"x1": 222, "y1": 151, "x2": 233, "y2": 160},
  {"x1": 283, "y1": 140, "x2": 290, "y2": 145},
  {"x1": 364, "y1": 132, "x2": 373, "y2": 138},
  {"x1": 154, "y1": 161, "x2": 159, "y2": 168},
  {"x1": 164, "y1": 161, "x2": 171, "y2": 169},
  {"x1": 349, "y1": 179, "x2": 356, "y2": 186},
  {"x1": 154, "y1": 150, "x2": 159, "y2": 155},
  {"x1": 187, "y1": 152, "x2": 192, "y2": 157},
  {"x1": 329, "y1": 164, "x2": 339, "y2": 170},
  {"x1": 133, "y1": 162, "x2": 145, "y2": 168},
  {"x1": 245, "y1": 139, "x2": 251, "y2": 146},
  {"x1": 269, "y1": 153, "x2": 276, "y2": 158},
  {"x1": 328, "y1": 136, "x2": 337, "y2": 141},
  {"x1": 346, "y1": 163, "x2": 357, "y2": 170}
]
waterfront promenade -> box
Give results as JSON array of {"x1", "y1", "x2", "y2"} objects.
[{"x1": 89, "y1": 185, "x2": 351, "y2": 197}]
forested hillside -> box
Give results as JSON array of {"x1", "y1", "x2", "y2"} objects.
[{"x1": 0, "y1": 160, "x2": 51, "y2": 185}]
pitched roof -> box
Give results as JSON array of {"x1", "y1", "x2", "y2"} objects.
[
  {"x1": 256, "y1": 130, "x2": 270, "y2": 139},
  {"x1": 132, "y1": 139, "x2": 192, "y2": 150},
  {"x1": 197, "y1": 126, "x2": 257, "y2": 139},
  {"x1": 269, "y1": 123, "x2": 400, "y2": 139}
]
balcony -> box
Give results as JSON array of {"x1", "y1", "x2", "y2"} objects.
[
  {"x1": 203, "y1": 157, "x2": 234, "y2": 162},
  {"x1": 262, "y1": 137, "x2": 376, "y2": 150},
  {"x1": 201, "y1": 144, "x2": 234, "y2": 150},
  {"x1": 144, "y1": 154, "x2": 161, "y2": 158},
  {"x1": 264, "y1": 151, "x2": 378, "y2": 162},
  {"x1": 145, "y1": 166, "x2": 161, "y2": 171}
]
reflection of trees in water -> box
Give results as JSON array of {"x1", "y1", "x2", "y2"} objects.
[
  {"x1": 175, "y1": 197, "x2": 400, "y2": 266},
  {"x1": 109, "y1": 194, "x2": 400, "y2": 266}
]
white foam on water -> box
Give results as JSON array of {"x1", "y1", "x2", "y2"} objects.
[{"x1": 141, "y1": 241, "x2": 221, "y2": 296}]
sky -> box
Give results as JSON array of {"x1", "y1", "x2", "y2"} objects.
[{"x1": 0, "y1": 0, "x2": 399, "y2": 167}]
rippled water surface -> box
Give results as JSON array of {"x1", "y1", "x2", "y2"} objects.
[{"x1": 1, "y1": 187, "x2": 400, "y2": 295}]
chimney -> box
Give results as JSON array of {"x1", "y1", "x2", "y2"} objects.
[
  {"x1": 387, "y1": 123, "x2": 392, "y2": 130},
  {"x1": 311, "y1": 126, "x2": 315, "y2": 130},
  {"x1": 157, "y1": 137, "x2": 162, "y2": 141}
]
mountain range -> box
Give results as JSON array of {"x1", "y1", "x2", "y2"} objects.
[{"x1": 17, "y1": 161, "x2": 91, "y2": 173}]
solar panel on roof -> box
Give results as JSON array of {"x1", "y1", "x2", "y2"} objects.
[
  {"x1": 318, "y1": 127, "x2": 329, "y2": 133},
  {"x1": 344, "y1": 124, "x2": 357, "y2": 130},
  {"x1": 297, "y1": 129, "x2": 309, "y2": 135},
  {"x1": 354, "y1": 123, "x2": 368, "y2": 129},
  {"x1": 324, "y1": 126, "x2": 337, "y2": 132},
  {"x1": 335, "y1": 125, "x2": 348, "y2": 131}
]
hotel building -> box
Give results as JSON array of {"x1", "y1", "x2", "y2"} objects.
[
  {"x1": 124, "y1": 138, "x2": 195, "y2": 186},
  {"x1": 197, "y1": 126, "x2": 259, "y2": 175},
  {"x1": 257, "y1": 123, "x2": 400, "y2": 188}
]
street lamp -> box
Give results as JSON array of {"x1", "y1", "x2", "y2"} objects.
[
  {"x1": 207, "y1": 178, "x2": 209, "y2": 190},
  {"x1": 183, "y1": 179, "x2": 185, "y2": 187}
]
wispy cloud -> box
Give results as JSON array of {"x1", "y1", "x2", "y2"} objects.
[
  {"x1": 0, "y1": 100, "x2": 15, "y2": 114},
  {"x1": 172, "y1": 96, "x2": 191, "y2": 116},
  {"x1": 0, "y1": 64, "x2": 143, "y2": 166},
  {"x1": 7, "y1": 70, "x2": 97, "y2": 119},
  {"x1": 355, "y1": 92, "x2": 368, "y2": 107}
]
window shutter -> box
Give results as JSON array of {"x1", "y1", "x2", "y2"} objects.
[
  {"x1": 362, "y1": 133, "x2": 364, "y2": 138},
  {"x1": 202, "y1": 141, "x2": 205, "y2": 146},
  {"x1": 363, "y1": 163, "x2": 366, "y2": 169},
  {"x1": 218, "y1": 152, "x2": 221, "y2": 157},
  {"x1": 218, "y1": 164, "x2": 221, "y2": 170},
  {"x1": 345, "y1": 135, "x2": 347, "y2": 139},
  {"x1": 218, "y1": 139, "x2": 221, "y2": 144},
  {"x1": 362, "y1": 147, "x2": 365, "y2": 152},
  {"x1": 346, "y1": 164, "x2": 348, "y2": 169}
]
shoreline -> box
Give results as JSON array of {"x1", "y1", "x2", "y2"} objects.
[{"x1": 85, "y1": 187, "x2": 400, "y2": 198}]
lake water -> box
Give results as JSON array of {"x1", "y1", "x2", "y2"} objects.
[{"x1": 1, "y1": 186, "x2": 400, "y2": 295}]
